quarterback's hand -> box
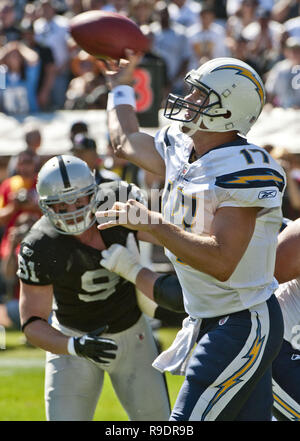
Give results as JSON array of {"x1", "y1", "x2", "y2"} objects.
[
  {"x1": 96, "y1": 199, "x2": 162, "y2": 232},
  {"x1": 68, "y1": 326, "x2": 118, "y2": 364},
  {"x1": 103, "y1": 50, "x2": 142, "y2": 89},
  {"x1": 100, "y1": 233, "x2": 143, "y2": 284}
]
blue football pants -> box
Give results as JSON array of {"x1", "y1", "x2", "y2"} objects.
[
  {"x1": 272, "y1": 339, "x2": 300, "y2": 421},
  {"x1": 170, "y1": 294, "x2": 284, "y2": 421}
]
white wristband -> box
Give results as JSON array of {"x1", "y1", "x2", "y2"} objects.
[
  {"x1": 67, "y1": 337, "x2": 77, "y2": 356},
  {"x1": 107, "y1": 85, "x2": 136, "y2": 111}
]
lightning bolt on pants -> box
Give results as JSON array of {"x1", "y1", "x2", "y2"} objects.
[
  {"x1": 272, "y1": 339, "x2": 300, "y2": 421},
  {"x1": 170, "y1": 294, "x2": 283, "y2": 421}
]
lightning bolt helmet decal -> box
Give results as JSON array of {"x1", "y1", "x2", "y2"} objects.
[{"x1": 211, "y1": 64, "x2": 265, "y2": 106}]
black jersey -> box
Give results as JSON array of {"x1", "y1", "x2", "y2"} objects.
[{"x1": 17, "y1": 180, "x2": 145, "y2": 333}]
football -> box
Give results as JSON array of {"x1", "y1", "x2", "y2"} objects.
[{"x1": 69, "y1": 11, "x2": 150, "y2": 60}]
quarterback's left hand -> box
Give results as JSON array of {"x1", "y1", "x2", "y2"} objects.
[
  {"x1": 100, "y1": 233, "x2": 143, "y2": 284},
  {"x1": 96, "y1": 199, "x2": 162, "y2": 232}
]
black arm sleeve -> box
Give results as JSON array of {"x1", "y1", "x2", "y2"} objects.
[{"x1": 153, "y1": 273, "x2": 185, "y2": 313}]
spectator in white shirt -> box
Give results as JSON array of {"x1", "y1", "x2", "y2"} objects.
[
  {"x1": 128, "y1": 0, "x2": 155, "y2": 26},
  {"x1": 272, "y1": 0, "x2": 300, "y2": 24},
  {"x1": 227, "y1": 0, "x2": 274, "y2": 16},
  {"x1": 34, "y1": 0, "x2": 70, "y2": 109},
  {"x1": 187, "y1": 6, "x2": 228, "y2": 70},
  {"x1": 242, "y1": 7, "x2": 284, "y2": 74},
  {"x1": 168, "y1": 0, "x2": 201, "y2": 29},
  {"x1": 226, "y1": 0, "x2": 259, "y2": 42},
  {"x1": 265, "y1": 36, "x2": 300, "y2": 108},
  {"x1": 102, "y1": 0, "x2": 129, "y2": 14},
  {"x1": 150, "y1": 1, "x2": 192, "y2": 94},
  {"x1": 284, "y1": 15, "x2": 300, "y2": 39}
]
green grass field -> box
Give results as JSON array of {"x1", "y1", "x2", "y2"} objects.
[{"x1": 0, "y1": 327, "x2": 184, "y2": 421}]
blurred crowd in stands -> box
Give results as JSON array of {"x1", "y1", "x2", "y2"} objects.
[
  {"x1": 0, "y1": 0, "x2": 299, "y2": 113},
  {"x1": 0, "y1": 0, "x2": 300, "y2": 333}
]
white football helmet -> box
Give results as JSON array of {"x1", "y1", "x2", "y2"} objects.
[
  {"x1": 37, "y1": 155, "x2": 98, "y2": 235},
  {"x1": 164, "y1": 57, "x2": 266, "y2": 136}
]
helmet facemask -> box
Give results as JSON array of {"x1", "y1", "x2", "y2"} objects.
[
  {"x1": 39, "y1": 184, "x2": 98, "y2": 235},
  {"x1": 164, "y1": 74, "x2": 229, "y2": 136}
]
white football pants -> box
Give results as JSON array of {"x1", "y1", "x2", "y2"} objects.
[{"x1": 44, "y1": 314, "x2": 170, "y2": 421}]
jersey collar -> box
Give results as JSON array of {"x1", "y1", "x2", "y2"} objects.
[
  {"x1": 211, "y1": 135, "x2": 249, "y2": 151},
  {"x1": 191, "y1": 136, "x2": 249, "y2": 162}
]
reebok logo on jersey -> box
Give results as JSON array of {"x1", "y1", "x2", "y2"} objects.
[
  {"x1": 291, "y1": 354, "x2": 300, "y2": 361},
  {"x1": 219, "y1": 316, "x2": 229, "y2": 325},
  {"x1": 22, "y1": 245, "x2": 34, "y2": 257},
  {"x1": 258, "y1": 190, "x2": 277, "y2": 199}
]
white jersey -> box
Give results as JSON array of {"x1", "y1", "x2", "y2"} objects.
[
  {"x1": 275, "y1": 278, "x2": 300, "y2": 348},
  {"x1": 155, "y1": 124, "x2": 286, "y2": 318}
]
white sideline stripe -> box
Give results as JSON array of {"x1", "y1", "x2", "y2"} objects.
[{"x1": 0, "y1": 358, "x2": 45, "y2": 368}]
